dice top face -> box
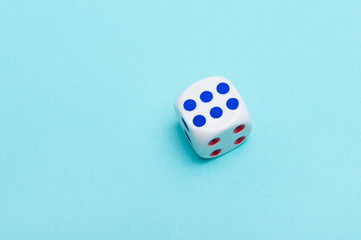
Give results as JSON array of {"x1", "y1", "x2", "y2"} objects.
[
  {"x1": 176, "y1": 77, "x2": 249, "y2": 133},
  {"x1": 174, "y1": 76, "x2": 252, "y2": 159}
]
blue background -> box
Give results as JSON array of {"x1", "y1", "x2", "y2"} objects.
[{"x1": 1, "y1": 1, "x2": 361, "y2": 239}]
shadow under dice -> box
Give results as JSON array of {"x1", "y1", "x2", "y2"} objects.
[{"x1": 174, "y1": 76, "x2": 252, "y2": 159}]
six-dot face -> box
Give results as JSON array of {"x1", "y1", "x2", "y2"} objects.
[
  {"x1": 175, "y1": 77, "x2": 252, "y2": 159},
  {"x1": 182, "y1": 82, "x2": 240, "y2": 129}
]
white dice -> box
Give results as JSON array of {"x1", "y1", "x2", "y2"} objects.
[{"x1": 174, "y1": 76, "x2": 252, "y2": 158}]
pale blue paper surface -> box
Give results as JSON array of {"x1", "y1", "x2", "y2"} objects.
[{"x1": 1, "y1": 1, "x2": 361, "y2": 239}]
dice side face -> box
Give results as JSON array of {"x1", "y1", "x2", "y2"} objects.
[
  {"x1": 209, "y1": 105, "x2": 252, "y2": 158},
  {"x1": 174, "y1": 106, "x2": 204, "y2": 156},
  {"x1": 174, "y1": 76, "x2": 252, "y2": 158}
]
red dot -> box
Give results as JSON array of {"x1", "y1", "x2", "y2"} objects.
[
  {"x1": 208, "y1": 138, "x2": 220, "y2": 146},
  {"x1": 234, "y1": 136, "x2": 246, "y2": 145},
  {"x1": 233, "y1": 124, "x2": 245, "y2": 133},
  {"x1": 210, "y1": 149, "x2": 222, "y2": 157}
]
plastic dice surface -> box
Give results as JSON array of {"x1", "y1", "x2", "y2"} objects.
[{"x1": 174, "y1": 76, "x2": 252, "y2": 158}]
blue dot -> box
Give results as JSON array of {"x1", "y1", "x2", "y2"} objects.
[
  {"x1": 184, "y1": 130, "x2": 191, "y2": 143},
  {"x1": 226, "y1": 98, "x2": 239, "y2": 110},
  {"x1": 193, "y1": 115, "x2": 206, "y2": 127},
  {"x1": 183, "y1": 99, "x2": 196, "y2": 111},
  {"x1": 210, "y1": 107, "x2": 223, "y2": 118},
  {"x1": 200, "y1": 91, "x2": 213, "y2": 103},
  {"x1": 217, "y1": 82, "x2": 230, "y2": 94},
  {"x1": 182, "y1": 118, "x2": 189, "y2": 131}
]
